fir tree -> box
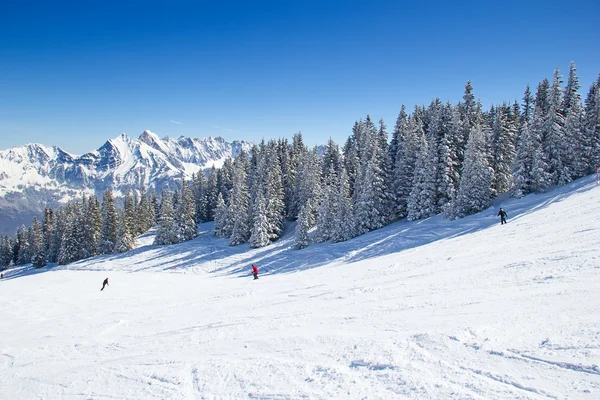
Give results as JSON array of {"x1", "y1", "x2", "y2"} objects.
[
  {"x1": 229, "y1": 156, "x2": 251, "y2": 246},
  {"x1": 29, "y1": 217, "x2": 45, "y2": 267},
  {"x1": 331, "y1": 168, "x2": 356, "y2": 243},
  {"x1": 449, "y1": 124, "x2": 493, "y2": 219},
  {"x1": 154, "y1": 191, "x2": 178, "y2": 245},
  {"x1": 114, "y1": 209, "x2": 136, "y2": 253},
  {"x1": 100, "y1": 189, "x2": 118, "y2": 254},
  {"x1": 177, "y1": 178, "x2": 197, "y2": 241},
  {"x1": 249, "y1": 193, "x2": 270, "y2": 248},
  {"x1": 294, "y1": 199, "x2": 313, "y2": 249}
]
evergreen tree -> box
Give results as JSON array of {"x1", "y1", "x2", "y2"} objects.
[
  {"x1": 29, "y1": 216, "x2": 45, "y2": 267},
  {"x1": 82, "y1": 196, "x2": 102, "y2": 257},
  {"x1": 393, "y1": 114, "x2": 425, "y2": 218},
  {"x1": 48, "y1": 208, "x2": 66, "y2": 262},
  {"x1": 264, "y1": 141, "x2": 286, "y2": 241},
  {"x1": 213, "y1": 193, "x2": 228, "y2": 238},
  {"x1": 42, "y1": 208, "x2": 56, "y2": 261},
  {"x1": 331, "y1": 168, "x2": 356, "y2": 243},
  {"x1": 562, "y1": 62, "x2": 584, "y2": 178},
  {"x1": 192, "y1": 172, "x2": 208, "y2": 223},
  {"x1": 16, "y1": 225, "x2": 31, "y2": 265},
  {"x1": 177, "y1": 178, "x2": 197, "y2": 241},
  {"x1": 492, "y1": 104, "x2": 517, "y2": 196},
  {"x1": 100, "y1": 189, "x2": 118, "y2": 254},
  {"x1": 114, "y1": 209, "x2": 136, "y2": 253},
  {"x1": 249, "y1": 193, "x2": 270, "y2": 248},
  {"x1": 123, "y1": 191, "x2": 137, "y2": 237},
  {"x1": 294, "y1": 199, "x2": 313, "y2": 249},
  {"x1": 449, "y1": 124, "x2": 493, "y2": 219},
  {"x1": 205, "y1": 167, "x2": 219, "y2": 221},
  {"x1": 229, "y1": 156, "x2": 251, "y2": 246},
  {"x1": 284, "y1": 133, "x2": 304, "y2": 219},
  {"x1": 315, "y1": 164, "x2": 338, "y2": 242},
  {"x1": 58, "y1": 206, "x2": 81, "y2": 265},
  {"x1": 154, "y1": 191, "x2": 178, "y2": 245},
  {"x1": 407, "y1": 137, "x2": 438, "y2": 221},
  {"x1": 582, "y1": 75, "x2": 600, "y2": 174},
  {"x1": 543, "y1": 67, "x2": 569, "y2": 185},
  {"x1": 0, "y1": 235, "x2": 12, "y2": 268}
]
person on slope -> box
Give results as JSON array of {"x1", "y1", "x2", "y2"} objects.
[
  {"x1": 100, "y1": 277, "x2": 109, "y2": 291},
  {"x1": 252, "y1": 264, "x2": 259, "y2": 280},
  {"x1": 497, "y1": 208, "x2": 508, "y2": 225}
]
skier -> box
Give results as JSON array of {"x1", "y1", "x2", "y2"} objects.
[
  {"x1": 100, "y1": 277, "x2": 109, "y2": 291},
  {"x1": 252, "y1": 264, "x2": 259, "y2": 280},
  {"x1": 497, "y1": 208, "x2": 508, "y2": 225}
]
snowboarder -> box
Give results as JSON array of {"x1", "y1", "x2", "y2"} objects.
[
  {"x1": 0, "y1": 273, "x2": 3, "y2": 279},
  {"x1": 252, "y1": 264, "x2": 259, "y2": 280},
  {"x1": 497, "y1": 208, "x2": 508, "y2": 225},
  {"x1": 100, "y1": 277, "x2": 109, "y2": 291}
]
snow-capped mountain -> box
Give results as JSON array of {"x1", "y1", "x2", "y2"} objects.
[{"x1": 0, "y1": 131, "x2": 253, "y2": 235}]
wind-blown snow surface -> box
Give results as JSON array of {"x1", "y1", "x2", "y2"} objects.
[{"x1": 2, "y1": 177, "x2": 600, "y2": 399}]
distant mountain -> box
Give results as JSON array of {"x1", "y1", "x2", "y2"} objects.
[{"x1": 0, "y1": 131, "x2": 253, "y2": 235}]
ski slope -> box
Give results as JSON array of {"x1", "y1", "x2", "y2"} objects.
[{"x1": 1, "y1": 176, "x2": 600, "y2": 399}]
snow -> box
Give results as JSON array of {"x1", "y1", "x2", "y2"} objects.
[{"x1": 1, "y1": 175, "x2": 600, "y2": 399}]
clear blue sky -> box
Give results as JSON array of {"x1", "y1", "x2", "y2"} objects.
[{"x1": 1, "y1": 0, "x2": 598, "y2": 154}]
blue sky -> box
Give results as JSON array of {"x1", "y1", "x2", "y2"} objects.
[{"x1": 1, "y1": 0, "x2": 598, "y2": 154}]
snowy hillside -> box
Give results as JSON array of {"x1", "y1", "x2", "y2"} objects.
[
  {"x1": 1, "y1": 175, "x2": 599, "y2": 399},
  {"x1": 0, "y1": 131, "x2": 253, "y2": 235}
]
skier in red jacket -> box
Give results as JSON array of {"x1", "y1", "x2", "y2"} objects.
[{"x1": 252, "y1": 264, "x2": 259, "y2": 280}]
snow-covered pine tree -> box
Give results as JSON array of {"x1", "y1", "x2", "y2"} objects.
[
  {"x1": 543, "y1": 67, "x2": 569, "y2": 185},
  {"x1": 213, "y1": 192, "x2": 228, "y2": 238},
  {"x1": 82, "y1": 196, "x2": 102, "y2": 258},
  {"x1": 0, "y1": 235, "x2": 12, "y2": 268},
  {"x1": 492, "y1": 104, "x2": 517, "y2": 196},
  {"x1": 393, "y1": 113, "x2": 425, "y2": 218},
  {"x1": 29, "y1": 216, "x2": 45, "y2": 267},
  {"x1": 249, "y1": 192, "x2": 270, "y2": 248},
  {"x1": 449, "y1": 123, "x2": 493, "y2": 219},
  {"x1": 582, "y1": 75, "x2": 600, "y2": 174},
  {"x1": 58, "y1": 205, "x2": 82, "y2": 265},
  {"x1": 114, "y1": 209, "x2": 136, "y2": 253},
  {"x1": 16, "y1": 225, "x2": 31, "y2": 265},
  {"x1": 191, "y1": 172, "x2": 208, "y2": 223},
  {"x1": 315, "y1": 164, "x2": 338, "y2": 242},
  {"x1": 562, "y1": 62, "x2": 584, "y2": 178},
  {"x1": 123, "y1": 191, "x2": 137, "y2": 238},
  {"x1": 520, "y1": 85, "x2": 535, "y2": 130},
  {"x1": 331, "y1": 168, "x2": 356, "y2": 243},
  {"x1": 218, "y1": 158, "x2": 234, "y2": 205},
  {"x1": 433, "y1": 102, "x2": 461, "y2": 212},
  {"x1": 264, "y1": 141, "x2": 286, "y2": 241},
  {"x1": 205, "y1": 167, "x2": 219, "y2": 221},
  {"x1": 294, "y1": 199, "x2": 313, "y2": 249},
  {"x1": 287, "y1": 134, "x2": 308, "y2": 220},
  {"x1": 177, "y1": 178, "x2": 197, "y2": 241},
  {"x1": 100, "y1": 189, "x2": 118, "y2": 254},
  {"x1": 229, "y1": 155, "x2": 251, "y2": 246},
  {"x1": 42, "y1": 208, "x2": 55, "y2": 262},
  {"x1": 154, "y1": 191, "x2": 178, "y2": 245},
  {"x1": 48, "y1": 208, "x2": 66, "y2": 262},
  {"x1": 343, "y1": 123, "x2": 361, "y2": 201}
]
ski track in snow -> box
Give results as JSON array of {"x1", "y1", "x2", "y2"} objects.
[{"x1": 1, "y1": 175, "x2": 600, "y2": 398}]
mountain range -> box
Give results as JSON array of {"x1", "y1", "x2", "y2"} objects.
[{"x1": 0, "y1": 131, "x2": 253, "y2": 235}]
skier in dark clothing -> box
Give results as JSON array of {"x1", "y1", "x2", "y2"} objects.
[
  {"x1": 252, "y1": 264, "x2": 259, "y2": 280},
  {"x1": 497, "y1": 208, "x2": 508, "y2": 225},
  {"x1": 100, "y1": 277, "x2": 109, "y2": 291}
]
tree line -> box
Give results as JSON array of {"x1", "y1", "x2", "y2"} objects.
[{"x1": 1, "y1": 63, "x2": 598, "y2": 268}]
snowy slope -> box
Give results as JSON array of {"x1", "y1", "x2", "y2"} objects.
[{"x1": 1, "y1": 176, "x2": 599, "y2": 399}]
